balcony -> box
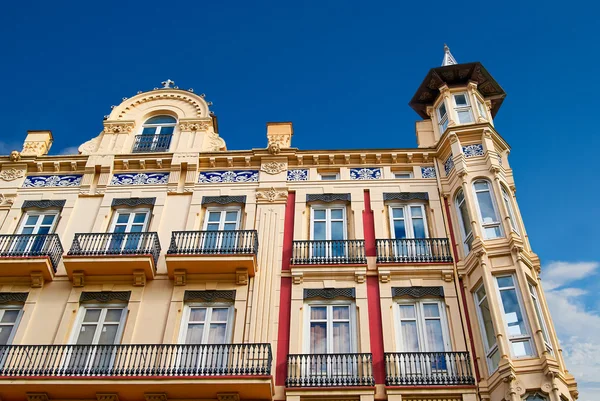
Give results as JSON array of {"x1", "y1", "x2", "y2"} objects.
[
  {"x1": 63, "y1": 232, "x2": 161, "y2": 282},
  {"x1": 384, "y1": 352, "x2": 474, "y2": 386},
  {"x1": 286, "y1": 353, "x2": 374, "y2": 387},
  {"x1": 376, "y1": 238, "x2": 453, "y2": 264},
  {"x1": 0, "y1": 234, "x2": 63, "y2": 282},
  {"x1": 166, "y1": 230, "x2": 258, "y2": 281},
  {"x1": 132, "y1": 134, "x2": 172, "y2": 153},
  {"x1": 291, "y1": 240, "x2": 366, "y2": 265},
  {"x1": 0, "y1": 343, "x2": 272, "y2": 400}
]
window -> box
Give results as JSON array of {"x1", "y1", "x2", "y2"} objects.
[
  {"x1": 474, "y1": 284, "x2": 500, "y2": 372},
  {"x1": 203, "y1": 207, "x2": 241, "y2": 250},
  {"x1": 108, "y1": 208, "x2": 150, "y2": 252},
  {"x1": 496, "y1": 275, "x2": 534, "y2": 358},
  {"x1": 528, "y1": 283, "x2": 553, "y2": 355},
  {"x1": 453, "y1": 93, "x2": 474, "y2": 124},
  {"x1": 396, "y1": 300, "x2": 450, "y2": 353},
  {"x1": 307, "y1": 303, "x2": 354, "y2": 354},
  {"x1": 501, "y1": 187, "x2": 520, "y2": 235},
  {"x1": 475, "y1": 96, "x2": 487, "y2": 120},
  {"x1": 524, "y1": 393, "x2": 548, "y2": 401},
  {"x1": 437, "y1": 101, "x2": 448, "y2": 133},
  {"x1": 135, "y1": 115, "x2": 176, "y2": 152},
  {"x1": 14, "y1": 211, "x2": 59, "y2": 253},
  {"x1": 69, "y1": 305, "x2": 127, "y2": 370},
  {"x1": 473, "y1": 180, "x2": 503, "y2": 239},
  {"x1": 319, "y1": 173, "x2": 339, "y2": 181},
  {"x1": 455, "y1": 190, "x2": 473, "y2": 254},
  {"x1": 394, "y1": 172, "x2": 413, "y2": 179},
  {"x1": 0, "y1": 306, "x2": 23, "y2": 345},
  {"x1": 311, "y1": 206, "x2": 347, "y2": 259},
  {"x1": 389, "y1": 204, "x2": 428, "y2": 239}
]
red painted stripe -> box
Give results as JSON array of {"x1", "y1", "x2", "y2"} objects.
[
  {"x1": 443, "y1": 196, "x2": 481, "y2": 382},
  {"x1": 275, "y1": 192, "x2": 296, "y2": 386},
  {"x1": 363, "y1": 190, "x2": 385, "y2": 384}
]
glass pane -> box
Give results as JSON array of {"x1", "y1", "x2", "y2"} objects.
[
  {"x1": 459, "y1": 203, "x2": 472, "y2": 236},
  {"x1": 511, "y1": 339, "x2": 532, "y2": 357},
  {"x1": 313, "y1": 222, "x2": 326, "y2": 240},
  {"x1": 310, "y1": 322, "x2": 327, "y2": 353},
  {"x1": 500, "y1": 288, "x2": 527, "y2": 337},
  {"x1": 438, "y1": 103, "x2": 447, "y2": 118},
  {"x1": 206, "y1": 223, "x2": 219, "y2": 231},
  {"x1": 330, "y1": 209, "x2": 343, "y2": 220},
  {"x1": 393, "y1": 219, "x2": 407, "y2": 239},
  {"x1": 211, "y1": 308, "x2": 229, "y2": 322},
  {"x1": 483, "y1": 226, "x2": 502, "y2": 239},
  {"x1": 37, "y1": 227, "x2": 50, "y2": 235},
  {"x1": 401, "y1": 321, "x2": 419, "y2": 351},
  {"x1": 41, "y1": 215, "x2": 55, "y2": 225},
  {"x1": 321, "y1": 174, "x2": 337, "y2": 180},
  {"x1": 142, "y1": 127, "x2": 157, "y2": 135},
  {"x1": 83, "y1": 309, "x2": 102, "y2": 323},
  {"x1": 457, "y1": 110, "x2": 473, "y2": 123},
  {"x1": 423, "y1": 304, "x2": 440, "y2": 318},
  {"x1": 474, "y1": 181, "x2": 489, "y2": 191},
  {"x1": 476, "y1": 191, "x2": 497, "y2": 223},
  {"x1": 20, "y1": 227, "x2": 34, "y2": 235},
  {"x1": 332, "y1": 322, "x2": 350, "y2": 352},
  {"x1": 1, "y1": 310, "x2": 19, "y2": 323},
  {"x1": 76, "y1": 325, "x2": 96, "y2": 345},
  {"x1": 497, "y1": 276, "x2": 514, "y2": 288},
  {"x1": 476, "y1": 287, "x2": 486, "y2": 302},
  {"x1": 117, "y1": 214, "x2": 129, "y2": 224},
  {"x1": 208, "y1": 323, "x2": 227, "y2": 344},
  {"x1": 331, "y1": 221, "x2": 344, "y2": 240},
  {"x1": 479, "y1": 298, "x2": 497, "y2": 348},
  {"x1": 129, "y1": 225, "x2": 143, "y2": 233},
  {"x1": 224, "y1": 223, "x2": 237, "y2": 231},
  {"x1": 25, "y1": 215, "x2": 39, "y2": 226},
  {"x1": 105, "y1": 309, "x2": 122, "y2": 323},
  {"x1": 310, "y1": 307, "x2": 327, "y2": 320},
  {"x1": 98, "y1": 324, "x2": 119, "y2": 344},
  {"x1": 333, "y1": 306, "x2": 349, "y2": 320},
  {"x1": 208, "y1": 212, "x2": 221, "y2": 222},
  {"x1": 133, "y1": 213, "x2": 146, "y2": 224},
  {"x1": 399, "y1": 305, "x2": 416, "y2": 319},
  {"x1": 412, "y1": 218, "x2": 426, "y2": 238},
  {"x1": 225, "y1": 211, "x2": 238, "y2": 222},
  {"x1": 189, "y1": 308, "x2": 207, "y2": 322},
  {"x1": 0, "y1": 326, "x2": 13, "y2": 345},
  {"x1": 160, "y1": 126, "x2": 174, "y2": 135},
  {"x1": 454, "y1": 94, "x2": 468, "y2": 106},
  {"x1": 185, "y1": 323, "x2": 204, "y2": 344},
  {"x1": 313, "y1": 210, "x2": 326, "y2": 220},
  {"x1": 425, "y1": 320, "x2": 445, "y2": 352},
  {"x1": 392, "y1": 208, "x2": 404, "y2": 219},
  {"x1": 489, "y1": 347, "x2": 500, "y2": 370},
  {"x1": 410, "y1": 206, "x2": 423, "y2": 218},
  {"x1": 113, "y1": 225, "x2": 127, "y2": 233},
  {"x1": 145, "y1": 115, "x2": 177, "y2": 125}
]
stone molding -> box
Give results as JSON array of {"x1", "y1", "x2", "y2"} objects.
[
  {"x1": 260, "y1": 161, "x2": 287, "y2": 175},
  {"x1": 256, "y1": 187, "x2": 288, "y2": 203},
  {"x1": 0, "y1": 168, "x2": 25, "y2": 181}
]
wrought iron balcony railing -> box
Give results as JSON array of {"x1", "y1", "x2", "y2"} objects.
[
  {"x1": 68, "y1": 232, "x2": 161, "y2": 266},
  {"x1": 132, "y1": 134, "x2": 172, "y2": 153},
  {"x1": 376, "y1": 238, "x2": 453, "y2": 263},
  {"x1": 0, "y1": 343, "x2": 271, "y2": 377},
  {"x1": 291, "y1": 240, "x2": 366, "y2": 265},
  {"x1": 384, "y1": 352, "x2": 474, "y2": 386},
  {"x1": 167, "y1": 230, "x2": 259, "y2": 255},
  {"x1": 286, "y1": 353, "x2": 374, "y2": 387},
  {"x1": 0, "y1": 234, "x2": 63, "y2": 272}
]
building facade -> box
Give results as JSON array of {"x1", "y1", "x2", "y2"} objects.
[{"x1": 0, "y1": 48, "x2": 578, "y2": 401}]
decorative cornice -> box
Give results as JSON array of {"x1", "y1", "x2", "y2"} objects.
[
  {"x1": 184, "y1": 290, "x2": 236, "y2": 303},
  {"x1": 0, "y1": 168, "x2": 26, "y2": 181},
  {"x1": 202, "y1": 195, "x2": 247, "y2": 205},
  {"x1": 80, "y1": 291, "x2": 131, "y2": 303},
  {"x1": 111, "y1": 198, "x2": 156, "y2": 208},
  {"x1": 256, "y1": 187, "x2": 288, "y2": 203},
  {"x1": 0, "y1": 292, "x2": 28, "y2": 304},
  {"x1": 22, "y1": 200, "x2": 66, "y2": 210},
  {"x1": 306, "y1": 193, "x2": 351, "y2": 203},
  {"x1": 383, "y1": 192, "x2": 429, "y2": 202},
  {"x1": 260, "y1": 161, "x2": 287, "y2": 175},
  {"x1": 392, "y1": 286, "x2": 444, "y2": 298},
  {"x1": 304, "y1": 288, "x2": 356, "y2": 300}
]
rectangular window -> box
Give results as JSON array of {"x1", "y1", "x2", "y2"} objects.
[
  {"x1": 108, "y1": 208, "x2": 150, "y2": 252},
  {"x1": 394, "y1": 172, "x2": 413, "y2": 179},
  {"x1": 389, "y1": 204, "x2": 428, "y2": 239},
  {"x1": 456, "y1": 191, "x2": 473, "y2": 254},
  {"x1": 453, "y1": 93, "x2": 474, "y2": 124},
  {"x1": 496, "y1": 275, "x2": 534, "y2": 358},
  {"x1": 474, "y1": 284, "x2": 500, "y2": 372},
  {"x1": 0, "y1": 306, "x2": 23, "y2": 345},
  {"x1": 501, "y1": 187, "x2": 520, "y2": 235},
  {"x1": 437, "y1": 102, "x2": 448, "y2": 133},
  {"x1": 311, "y1": 206, "x2": 347, "y2": 259},
  {"x1": 473, "y1": 181, "x2": 503, "y2": 239},
  {"x1": 14, "y1": 211, "x2": 59, "y2": 254},
  {"x1": 528, "y1": 283, "x2": 553, "y2": 355},
  {"x1": 202, "y1": 207, "x2": 241, "y2": 251},
  {"x1": 319, "y1": 173, "x2": 339, "y2": 181},
  {"x1": 396, "y1": 301, "x2": 449, "y2": 352},
  {"x1": 475, "y1": 96, "x2": 487, "y2": 120}
]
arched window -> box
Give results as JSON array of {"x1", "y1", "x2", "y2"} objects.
[
  {"x1": 455, "y1": 189, "x2": 473, "y2": 254},
  {"x1": 133, "y1": 115, "x2": 177, "y2": 152},
  {"x1": 472, "y1": 180, "x2": 503, "y2": 239},
  {"x1": 501, "y1": 186, "x2": 520, "y2": 235}
]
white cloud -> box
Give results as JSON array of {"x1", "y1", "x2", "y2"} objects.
[
  {"x1": 58, "y1": 146, "x2": 80, "y2": 155},
  {"x1": 544, "y1": 261, "x2": 600, "y2": 401},
  {"x1": 542, "y1": 261, "x2": 599, "y2": 290}
]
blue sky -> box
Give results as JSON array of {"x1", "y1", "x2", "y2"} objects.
[{"x1": 1, "y1": 1, "x2": 598, "y2": 398}]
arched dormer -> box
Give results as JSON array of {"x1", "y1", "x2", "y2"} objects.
[{"x1": 78, "y1": 81, "x2": 226, "y2": 155}]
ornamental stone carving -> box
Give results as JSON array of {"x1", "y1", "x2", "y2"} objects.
[
  {"x1": 21, "y1": 142, "x2": 48, "y2": 157},
  {"x1": 0, "y1": 194, "x2": 15, "y2": 207},
  {"x1": 207, "y1": 132, "x2": 227, "y2": 151},
  {"x1": 0, "y1": 168, "x2": 25, "y2": 181},
  {"x1": 9, "y1": 150, "x2": 21, "y2": 162},
  {"x1": 103, "y1": 121, "x2": 135, "y2": 134},
  {"x1": 79, "y1": 136, "x2": 101, "y2": 155},
  {"x1": 256, "y1": 187, "x2": 288, "y2": 203},
  {"x1": 267, "y1": 142, "x2": 281, "y2": 155},
  {"x1": 260, "y1": 161, "x2": 287, "y2": 175},
  {"x1": 179, "y1": 121, "x2": 210, "y2": 132}
]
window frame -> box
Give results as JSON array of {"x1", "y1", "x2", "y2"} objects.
[
  {"x1": 319, "y1": 172, "x2": 340, "y2": 181},
  {"x1": 528, "y1": 282, "x2": 554, "y2": 355},
  {"x1": 109, "y1": 208, "x2": 151, "y2": 233},
  {"x1": 177, "y1": 303, "x2": 235, "y2": 345},
  {"x1": 494, "y1": 274, "x2": 535, "y2": 359},
  {"x1": 202, "y1": 206, "x2": 242, "y2": 231},
  {"x1": 474, "y1": 283, "x2": 500, "y2": 373},
  {"x1": 0, "y1": 305, "x2": 24, "y2": 345},
  {"x1": 69, "y1": 303, "x2": 128, "y2": 345},
  {"x1": 310, "y1": 204, "x2": 347, "y2": 241},
  {"x1": 437, "y1": 100, "x2": 448, "y2": 134},
  {"x1": 472, "y1": 180, "x2": 503, "y2": 240},
  {"x1": 394, "y1": 172, "x2": 414, "y2": 179},
  {"x1": 17, "y1": 210, "x2": 59, "y2": 235},
  {"x1": 394, "y1": 298, "x2": 451, "y2": 353},
  {"x1": 303, "y1": 300, "x2": 357, "y2": 354},
  {"x1": 452, "y1": 92, "x2": 474, "y2": 124},
  {"x1": 387, "y1": 203, "x2": 429, "y2": 239},
  {"x1": 501, "y1": 186, "x2": 520, "y2": 235},
  {"x1": 474, "y1": 95, "x2": 487, "y2": 120},
  {"x1": 140, "y1": 115, "x2": 177, "y2": 137},
  {"x1": 455, "y1": 190, "x2": 473, "y2": 254}
]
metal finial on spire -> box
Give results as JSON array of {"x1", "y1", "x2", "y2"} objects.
[
  {"x1": 442, "y1": 44, "x2": 457, "y2": 66},
  {"x1": 161, "y1": 79, "x2": 175, "y2": 89}
]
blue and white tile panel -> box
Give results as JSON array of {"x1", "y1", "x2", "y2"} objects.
[
  {"x1": 198, "y1": 170, "x2": 259, "y2": 183},
  {"x1": 444, "y1": 154, "x2": 455, "y2": 175},
  {"x1": 23, "y1": 175, "x2": 83, "y2": 188},
  {"x1": 421, "y1": 167, "x2": 436, "y2": 179},
  {"x1": 110, "y1": 172, "x2": 169, "y2": 185},
  {"x1": 350, "y1": 167, "x2": 381, "y2": 180},
  {"x1": 462, "y1": 144, "x2": 484, "y2": 158},
  {"x1": 287, "y1": 169, "x2": 308, "y2": 181}
]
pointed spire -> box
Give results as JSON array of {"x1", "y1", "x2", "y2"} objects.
[{"x1": 442, "y1": 44, "x2": 458, "y2": 66}]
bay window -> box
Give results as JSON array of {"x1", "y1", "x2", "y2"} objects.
[
  {"x1": 455, "y1": 190, "x2": 473, "y2": 254},
  {"x1": 437, "y1": 101, "x2": 448, "y2": 133},
  {"x1": 473, "y1": 180, "x2": 503, "y2": 239},
  {"x1": 474, "y1": 284, "x2": 500, "y2": 372},
  {"x1": 528, "y1": 283, "x2": 554, "y2": 355},
  {"x1": 453, "y1": 93, "x2": 474, "y2": 124},
  {"x1": 496, "y1": 275, "x2": 534, "y2": 358}
]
